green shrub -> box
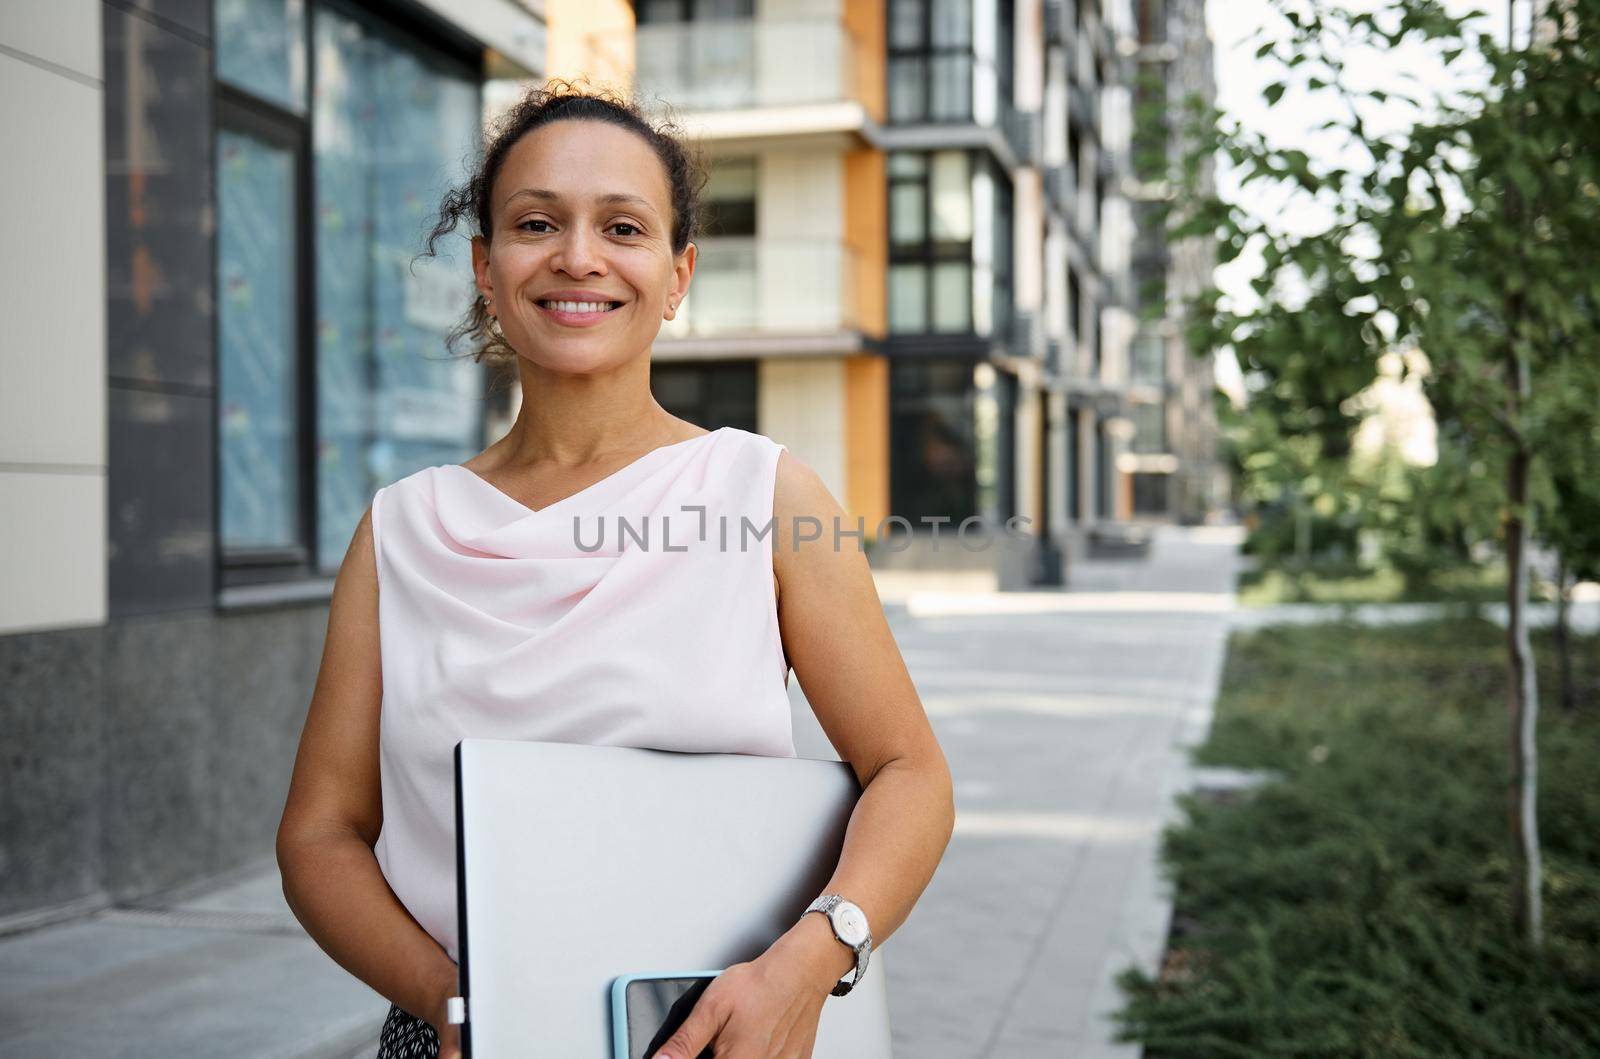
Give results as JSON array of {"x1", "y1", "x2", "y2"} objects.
[{"x1": 1115, "y1": 621, "x2": 1600, "y2": 1058}]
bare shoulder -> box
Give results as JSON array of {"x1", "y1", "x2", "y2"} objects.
[{"x1": 770, "y1": 447, "x2": 873, "y2": 597}]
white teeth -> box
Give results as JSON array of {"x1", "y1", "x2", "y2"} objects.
[{"x1": 543, "y1": 300, "x2": 615, "y2": 314}]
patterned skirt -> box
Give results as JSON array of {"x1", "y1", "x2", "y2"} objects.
[{"x1": 377, "y1": 1003, "x2": 440, "y2": 1058}]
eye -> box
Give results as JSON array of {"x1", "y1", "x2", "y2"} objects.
[
  {"x1": 609, "y1": 222, "x2": 642, "y2": 237},
  {"x1": 518, "y1": 218, "x2": 553, "y2": 233}
]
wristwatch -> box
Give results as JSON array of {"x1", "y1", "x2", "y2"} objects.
[{"x1": 802, "y1": 894, "x2": 872, "y2": 997}]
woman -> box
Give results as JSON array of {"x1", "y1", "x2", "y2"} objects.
[{"x1": 276, "y1": 82, "x2": 955, "y2": 1059}]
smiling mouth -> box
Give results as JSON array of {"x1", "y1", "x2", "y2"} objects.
[{"x1": 537, "y1": 299, "x2": 623, "y2": 315}]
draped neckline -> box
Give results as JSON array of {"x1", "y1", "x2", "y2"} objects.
[{"x1": 444, "y1": 426, "x2": 727, "y2": 516}]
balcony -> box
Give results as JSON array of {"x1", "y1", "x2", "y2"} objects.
[
  {"x1": 1000, "y1": 105, "x2": 1041, "y2": 168},
  {"x1": 1130, "y1": 330, "x2": 1168, "y2": 388},
  {"x1": 1044, "y1": 164, "x2": 1077, "y2": 217},
  {"x1": 660, "y1": 237, "x2": 860, "y2": 339},
  {"x1": 1009, "y1": 309, "x2": 1046, "y2": 360},
  {"x1": 632, "y1": 19, "x2": 861, "y2": 114}
]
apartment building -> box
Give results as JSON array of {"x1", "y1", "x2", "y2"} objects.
[
  {"x1": 0, "y1": 0, "x2": 544, "y2": 928},
  {"x1": 626, "y1": 1, "x2": 1157, "y2": 579},
  {"x1": 621, "y1": 0, "x2": 892, "y2": 536},
  {"x1": 1127, "y1": 0, "x2": 1224, "y2": 522}
]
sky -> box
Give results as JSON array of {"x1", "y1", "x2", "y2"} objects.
[{"x1": 1200, "y1": 0, "x2": 1514, "y2": 397}]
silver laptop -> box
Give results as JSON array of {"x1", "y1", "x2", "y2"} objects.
[{"x1": 453, "y1": 738, "x2": 895, "y2": 1057}]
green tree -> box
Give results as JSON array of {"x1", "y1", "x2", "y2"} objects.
[{"x1": 1160, "y1": 0, "x2": 1600, "y2": 948}]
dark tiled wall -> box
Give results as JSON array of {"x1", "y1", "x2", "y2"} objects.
[
  {"x1": 0, "y1": 629, "x2": 105, "y2": 919},
  {"x1": 104, "y1": 0, "x2": 217, "y2": 616},
  {"x1": 0, "y1": 607, "x2": 326, "y2": 919}
]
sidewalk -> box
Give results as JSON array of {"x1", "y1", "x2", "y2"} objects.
[
  {"x1": 0, "y1": 526, "x2": 1241, "y2": 1058},
  {"x1": 0, "y1": 866, "x2": 390, "y2": 1058},
  {"x1": 842, "y1": 525, "x2": 1242, "y2": 1058}
]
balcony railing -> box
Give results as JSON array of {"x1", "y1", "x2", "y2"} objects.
[
  {"x1": 1044, "y1": 164, "x2": 1077, "y2": 217},
  {"x1": 1010, "y1": 309, "x2": 1046, "y2": 360},
  {"x1": 632, "y1": 19, "x2": 860, "y2": 112},
  {"x1": 660, "y1": 237, "x2": 860, "y2": 339},
  {"x1": 1000, "y1": 105, "x2": 1041, "y2": 167},
  {"x1": 1131, "y1": 330, "x2": 1167, "y2": 387}
]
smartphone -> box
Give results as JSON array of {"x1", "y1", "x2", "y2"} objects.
[{"x1": 610, "y1": 971, "x2": 723, "y2": 1059}]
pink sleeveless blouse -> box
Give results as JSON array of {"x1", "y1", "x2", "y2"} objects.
[{"x1": 369, "y1": 425, "x2": 796, "y2": 962}]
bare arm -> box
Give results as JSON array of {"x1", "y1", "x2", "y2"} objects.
[
  {"x1": 764, "y1": 448, "x2": 957, "y2": 986},
  {"x1": 275, "y1": 507, "x2": 459, "y2": 1037}
]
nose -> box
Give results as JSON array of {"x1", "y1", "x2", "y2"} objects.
[{"x1": 550, "y1": 224, "x2": 607, "y2": 279}]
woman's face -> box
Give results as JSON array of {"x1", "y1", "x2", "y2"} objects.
[{"x1": 471, "y1": 119, "x2": 694, "y2": 373}]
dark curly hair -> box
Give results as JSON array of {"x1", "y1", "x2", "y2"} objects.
[{"x1": 414, "y1": 79, "x2": 706, "y2": 379}]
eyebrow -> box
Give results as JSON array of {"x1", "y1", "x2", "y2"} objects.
[{"x1": 502, "y1": 188, "x2": 655, "y2": 213}]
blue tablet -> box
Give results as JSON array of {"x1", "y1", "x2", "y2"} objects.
[{"x1": 610, "y1": 971, "x2": 724, "y2": 1059}]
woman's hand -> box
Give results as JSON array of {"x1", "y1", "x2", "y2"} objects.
[
  {"x1": 430, "y1": 1019, "x2": 462, "y2": 1059},
  {"x1": 427, "y1": 976, "x2": 464, "y2": 1059},
  {"x1": 649, "y1": 917, "x2": 850, "y2": 1059}
]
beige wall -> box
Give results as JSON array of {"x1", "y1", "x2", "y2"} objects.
[
  {"x1": 758, "y1": 358, "x2": 848, "y2": 505},
  {"x1": 0, "y1": 0, "x2": 107, "y2": 634}
]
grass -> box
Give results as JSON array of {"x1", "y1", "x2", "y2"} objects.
[
  {"x1": 1114, "y1": 620, "x2": 1600, "y2": 1058},
  {"x1": 1236, "y1": 562, "x2": 1515, "y2": 607}
]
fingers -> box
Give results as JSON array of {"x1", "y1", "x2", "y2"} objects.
[{"x1": 650, "y1": 986, "x2": 728, "y2": 1059}]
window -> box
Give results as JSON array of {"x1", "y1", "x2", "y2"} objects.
[
  {"x1": 888, "y1": 0, "x2": 976, "y2": 123},
  {"x1": 1067, "y1": 407, "x2": 1082, "y2": 520},
  {"x1": 1067, "y1": 267, "x2": 1081, "y2": 358},
  {"x1": 1132, "y1": 400, "x2": 1167, "y2": 453},
  {"x1": 217, "y1": 117, "x2": 304, "y2": 558},
  {"x1": 216, "y1": 0, "x2": 307, "y2": 113},
  {"x1": 1094, "y1": 418, "x2": 1110, "y2": 519},
  {"x1": 214, "y1": 0, "x2": 485, "y2": 586},
  {"x1": 890, "y1": 358, "x2": 978, "y2": 523},
  {"x1": 976, "y1": 366, "x2": 1017, "y2": 525},
  {"x1": 889, "y1": 150, "x2": 973, "y2": 334},
  {"x1": 651, "y1": 361, "x2": 759, "y2": 432},
  {"x1": 637, "y1": 0, "x2": 754, "y2": 21},
  {"x1": 312, "y1": 3, "x2": 483, "y2": 573},
  {"x1": 702, "y1": 158, "x2": 757, "y2": 236}
]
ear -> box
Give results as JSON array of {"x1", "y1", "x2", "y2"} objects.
[
  {"x1": 664, "y1": 241, "x2": 697, "y2": 321},
  {"x1": 471, "y1": 235, "x2": 494, "y2": 308}
]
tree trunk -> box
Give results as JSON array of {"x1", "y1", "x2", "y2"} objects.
[
  {"x1": 1506, "y1": 448, "x2": 1542, "y2": 950},
  {"x1": 1504, "y1": 0, "x2": 1542, "y2": 953}
]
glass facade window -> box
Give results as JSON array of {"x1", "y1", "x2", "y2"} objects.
[
  {"x1": 213, "y1": 0, "x2": 485, "y2": 584},
  {"x1": 890, "y1": 358, "x2": 978, "y2": 523},
  {"x1": 929, "y1": 152, "x2": 973, "y2": 240},
  {"x1": 1067, "y1": 266, "x2": 1082, "y2": 355},
  {"x1": 311, "y1": 3, "x2": 483, "y2": 573},
  {"x1": 888, "y1": 0, "x2": 978, "y2": 123},
  {"x1": 975, "y1": 365, "x2": 1017, "y2": 525},
  {"x1": 217, "y1": 126, "x2": 301, "y2": 554},
  {"x1": 217, "y1": 0, "x2": 308, "y2": 114},
  {"x1": 1067, "y1": 407, "x2": 1082, "y2": 519},
  {"x1": 1094, "y1": 418, "x2": 1110, "y2": 518},
  {"x1": 889, "y1": 149, "x2": 1011, "y2": 337},
  {"x1": 651, "y1": 361, "x2": 759, "y2": 432},
  {"x1": 1132, "y1": 400, "x2": 1167, "y2": 453},
  {"x1": 703, "y1": 157, "x2": 758, "y2": 236},
  {"x1": 637, "y1": 0, "x2": 755, "y2": 20}
]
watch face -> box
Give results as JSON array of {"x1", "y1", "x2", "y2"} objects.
[{"x1": 832, "y1": 903, "x2": 869, "y2": 946}]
